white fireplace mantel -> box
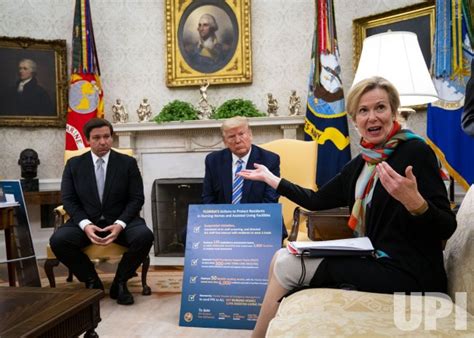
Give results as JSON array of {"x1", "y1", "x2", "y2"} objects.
[
  {"x1": 113, "y1": 116, "x2": 306, "y2": 150},
  {"x1": 112, "y1": 116, "x2": 306, "y2": 265}
]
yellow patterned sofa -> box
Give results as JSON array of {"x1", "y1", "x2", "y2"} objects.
[{"x1": 267, "y1": 185, "x2": 474, "y2": 337}]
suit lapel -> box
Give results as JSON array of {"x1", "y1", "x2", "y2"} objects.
[
  {"x1": 222, "y1": 149, "x2": 233, "y2": 203},
  {"x1": 102, "y1": 150, "x2": 117, "y2": 205},
  {"x1": 242, "y1": 145, "x2": 258, "y2": 203}
]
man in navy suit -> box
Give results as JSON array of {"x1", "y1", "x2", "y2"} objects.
[
  {"x1": 202, "y1": 116, "x2": 287, "y2": 238},
  {"x1": 50, "y1": 118, "x2": 154, "y2": 305}
]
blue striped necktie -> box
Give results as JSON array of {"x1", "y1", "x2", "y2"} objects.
[{"x1": 232, "y1": 159, "x2": 244, "y2": 204}]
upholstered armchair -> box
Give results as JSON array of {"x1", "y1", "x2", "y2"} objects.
[
  {"x1": 266, "y1": 185, "x2": 474, "y2": 336},
  {"x1": 260, "y1": 139, "x2": 319, "y2": 241},
  {"x1": 44, "y1": 147, "x2": 151, "y2": 295}
]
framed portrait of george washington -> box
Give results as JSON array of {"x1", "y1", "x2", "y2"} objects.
[
  {"x1": 353, "y1": 2, "x2": 435, "y2": 72},
  {"x1": 166, "y1": 0, "x2": 252, "y2": 87},
  {"x1": 0, "y1": 36, "x2": 67, "y2": 127}
]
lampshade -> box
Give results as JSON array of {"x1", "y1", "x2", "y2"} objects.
[{"x1": 352, "y1": 31, "x2": 438, "y2": 107}]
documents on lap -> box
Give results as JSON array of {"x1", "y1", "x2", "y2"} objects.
[{"x1": 287, "y1": 237, "x2": 374, "y2": 257}]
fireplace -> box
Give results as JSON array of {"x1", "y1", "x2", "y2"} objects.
[
  {"x1": 113, "y1": 116, "x2": 305, "y2": 264},
  {"x1": 151, "y1": 178, "x2": 203, "y2": 257}
]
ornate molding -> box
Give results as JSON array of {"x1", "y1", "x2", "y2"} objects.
[
  {"x1": 113, "y1": 116, "x2": 305, "y2": 134},
  {"x1": 113, "y1": 116, "x2": 306, "y2": 151}
]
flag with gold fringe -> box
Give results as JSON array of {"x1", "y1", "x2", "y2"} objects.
[
  {"x1": 304, "y1": 0, "x2": 351, "y2": 188},
  {"x1": 427, "y1": 0, "x2": 474, "y2": 190},
  {"x1": 65, "y1": 0, "x2": 103, "y2": 150}
]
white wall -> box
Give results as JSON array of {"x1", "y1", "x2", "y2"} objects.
[
  {"x1": 0, "y1": 0, "x2": 432, "y2": 260},
  {"x1": 0, "y1": 0, "x2": 426, "y2": 180}
]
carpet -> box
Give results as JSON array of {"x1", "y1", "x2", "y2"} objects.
[
  {"x1": 0, "y1": 267, "x2": 184, "y2": 294},
  {"x1": 42, "y1": 269, "x2": 184, "y2": 294}
]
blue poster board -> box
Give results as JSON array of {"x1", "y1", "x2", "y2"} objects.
[
  {"x1": 0, "y1": 180, "x2": 41, "y2": 286},
  {"x1": 0, "y1": 180, "x2": 29, "y2": 218},
  {"x1": 179, "y1": 203, "x2": 282, "y2": 330}
]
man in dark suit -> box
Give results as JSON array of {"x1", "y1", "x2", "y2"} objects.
[
  {"x1": 202, "y1": 116, "x2": 287, "y2": 238},
  {"x1": 50, "y1": 118, "x2": 154, "y2": 305},
  {"x1": 203, "y1": 116, "x2": 280, "y2": 203}
]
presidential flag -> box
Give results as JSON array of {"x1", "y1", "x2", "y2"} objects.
[
  {"x1": 65, "y1": 0, "x2": 103, "y2": 150},
  {"x1": 304, "y1": 0, "x2": 351, "y2": 188},
  {"x1": 427, "y1": 0, "x2": 474, "y2": 190}
]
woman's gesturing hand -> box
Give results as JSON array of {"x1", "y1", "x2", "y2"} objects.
[
  {"x1": 238, "y1": 163, "x2": 281, "y2": 190},
  {"x1": 376, "y1": 161, "x2": 427, "y2": 214}
]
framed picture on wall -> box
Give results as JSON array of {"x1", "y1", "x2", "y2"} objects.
[
  {"x1": 166, "y1": 0, "x2": 252, "y2": 87},
  {"x1": 0, "y1": 36, "x2": 67, "y2": 127},
  {"x1": 353, "y1": 2, "x2": 435, "y2": 72}
]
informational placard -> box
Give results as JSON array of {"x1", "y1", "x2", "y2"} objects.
[
  {"x1": 0, "y1": 180, "x2": 41, "y2": 286},
  {"x1": 179, "y1": 203, "x2": 282, "y2": 330},
  {"x1": 0, "y1": 180, "x2": 28, "y2": 215}
]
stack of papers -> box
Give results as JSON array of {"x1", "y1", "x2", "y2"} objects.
[
  {"x1": 0, "y1": 201, "x2": 19, "y2": 208},
  {"x1": 287, "y1": 237, "x2": 374, "y2": 258}
]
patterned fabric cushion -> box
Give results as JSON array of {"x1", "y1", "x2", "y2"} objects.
[
  {"x1": 267, "y1": 186, "x2": 474, "y2": 337},
  {"x1": 267, "y1": 288, "x2": 474, "y2": 337},
  {"x1": 444, "y1": 184, "x2": 474, "y2": 314}
]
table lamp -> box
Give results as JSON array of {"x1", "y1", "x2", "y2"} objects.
[{"x1": 352, "y1": 31, "x2": 438, "y2": 119}]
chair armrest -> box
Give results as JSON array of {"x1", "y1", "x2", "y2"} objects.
[{"x1": 53, "y1": 205, "x2": 69, "y2": 231}]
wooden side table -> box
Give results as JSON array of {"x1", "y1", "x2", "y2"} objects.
[
  {"x1": 24, "y1": 190, "x2": 62, "y2": 228},
  {"x1": 24, "y1": 190, "x2": 62, "y2": 205}
]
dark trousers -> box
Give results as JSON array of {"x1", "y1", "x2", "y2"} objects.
[{"x1": 50, "y1": 218, "x2": 154, "y2": 283}]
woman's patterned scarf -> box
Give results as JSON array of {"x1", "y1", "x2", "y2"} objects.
[{"x1": 348, "y1": 121, "x2": 425, "y2": 236}]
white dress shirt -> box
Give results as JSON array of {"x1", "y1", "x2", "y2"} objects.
[
  {"x1": 17, "y1": 78, "x2": 32, "y2": 93},
  {"x1": 231, "y1": 149, "x2": 251, "y2": 179}
]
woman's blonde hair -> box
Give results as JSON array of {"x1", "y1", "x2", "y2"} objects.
[{"x1": 346, "y1": 76, "x2": 400, "y2": 120}]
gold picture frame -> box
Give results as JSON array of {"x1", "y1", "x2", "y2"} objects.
[
  {"x1": 165, "y1": 0, "x2": 252, "y2": 87},
  {"x1": 353, "y1": 2, "x2": 435, "y2": 72},
  {"x1": 0, "y1": 36, "x2": 67, "y2": 128}
]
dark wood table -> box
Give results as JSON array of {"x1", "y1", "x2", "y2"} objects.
[
  {"x1": 24, "y1": 190, "x2": 62, "y2": 229},
  {"x1": 0, "y1": 287, "x2": 103, "y2": 337},
  {"x1": 24, "y1": 190, "x2": 62, "y2": 205}
]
